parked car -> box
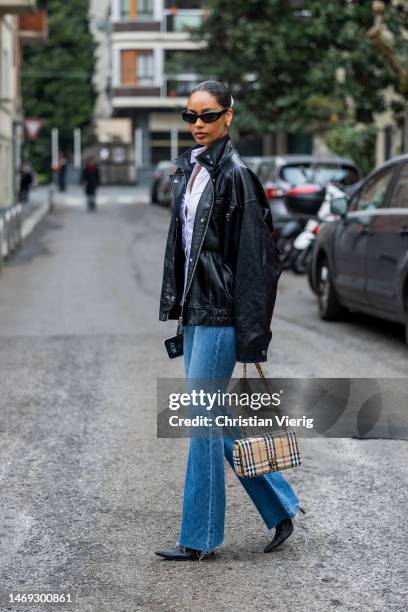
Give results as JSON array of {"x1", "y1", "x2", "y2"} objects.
[
  {"x1": 310, "y1": 154, "x2": 408, "y2": 343},
  {"x1": 151, "y1": 161, "x2": 176, "y2": 206},
  {"x1": 242, "y1": 154, "x2": 362, "y2": 235},
  {"x1": 241, "y1": 156, "x2": 273, "y2": 179}
]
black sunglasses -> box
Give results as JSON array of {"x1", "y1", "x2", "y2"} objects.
[{"x1": 181, "y1": 107, "x2": 230, "y2": 124}]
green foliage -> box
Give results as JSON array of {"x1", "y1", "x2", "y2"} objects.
[
  {"x1": 303, "y1": 95, "x2": 345, "y2": 128},
  {"x1": 22, "y1": 0, "x2": 96, "y2": 174},
  {"x1": 179, "y1": 0, "x2": 407, "y2": 137},
  {"x1": 35, "y1": 172, "x2": 51, "y2": 186},
  {"x1": 325, "y1": 124, "x2": 377, "y2": 176}
]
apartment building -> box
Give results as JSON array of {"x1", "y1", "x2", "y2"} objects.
[
  {"x1": 109, "y1": 0, "x2": 218, "y2": 182},
  {"x1": 0, "y1": 0, "x2": 45, "y2": 207},
  {"x1": 90, "y1": 0, "x2": 111, "y2": 119},
  {"x1": 107, "y1": 1, "x2": 316, "y2": 185},
  {"x1": 102, "y1": 0, "x2": 402, "y2": 185}
]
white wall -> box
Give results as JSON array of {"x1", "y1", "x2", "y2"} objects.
[
  {"x1": 0, "y1": 15, "x2": 18, "y2": 206},
  {"x1": 89, "y1": 0, "x2": 112, "y2": 118}
]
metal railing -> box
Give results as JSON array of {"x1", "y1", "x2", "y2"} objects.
[{"x1": 0, "y1": 203, "x2": 23, "y2": 271}]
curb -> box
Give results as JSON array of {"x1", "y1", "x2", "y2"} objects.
[
  {"x1": 0, "y1": 189, "x2": 52, "y2": 269},
  {"x1": 21, "y1": 197, "x2": 51, "y2": 240}
]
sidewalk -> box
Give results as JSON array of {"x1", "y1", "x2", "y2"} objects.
[
  {"x1": 20, "y1": 185, "x2": 52, "y2": 240},
  {"x1": 15, "y1": 183, "x2": 151, "y2": 246},
  {"x1": 0, "y1": 184, "x2": 152, "y2": 264},
  {"x1": 36, "y1": 184, "x2": 151, "y2": 208}
]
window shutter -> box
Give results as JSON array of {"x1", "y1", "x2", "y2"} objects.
[
  {"x1": 121, "y1": 50, "x2": 137, "y2": 85},
  {"x1": 129, "y1": 0, "x2": 137, "y2": 17}
]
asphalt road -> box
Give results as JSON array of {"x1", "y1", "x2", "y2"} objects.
[{"x1": 0, "y1": 188, "x2": 406, "y2": 612}]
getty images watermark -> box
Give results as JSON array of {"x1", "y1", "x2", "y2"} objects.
[
  {"x1": 167, "y1": 388, "x2": 314, "y2": 430},
  {"x1": 157, "y1": 377, "x2": 408, "y2": 439}
]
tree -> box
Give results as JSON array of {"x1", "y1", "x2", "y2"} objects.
[
  {"x1": 22, "y1": 0, "x2": 96, "y2": 176},
  {"x1": 367, "y1": 0, "x2": 408, "y2": 151},
  {"x1": 181, "y1": 0, "x2": 403, "y2": 137}
]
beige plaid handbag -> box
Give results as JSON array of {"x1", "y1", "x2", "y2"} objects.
[{"x1": 231, "y1": 363, "x2": 302, "y2": 478}]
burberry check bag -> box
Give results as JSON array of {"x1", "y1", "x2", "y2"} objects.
[
  {"x1": 231, "y1": 363, "x2": 302, "y2": 478},
  {"x1": 232, "y1": 430, "x2": 301, "y2": 477}
]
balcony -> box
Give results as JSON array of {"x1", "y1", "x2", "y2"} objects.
[
  {"x1": 18, "y1": 9, "x2": 47, "y2": 43},
  {"x1": 165, "y1": 1, "x2": 204, "y2": 7},
  {"x1": 113, "y1": 3, "x2": 158, "y2": 29},
  {"x1": 112, "y1": 78, "x2": 200, "y2": 111},
  {"x1": 113, "y1": 21, "x2": 160, "y2": 33},
  {"x1": 112, "y1": 8, "x2": 204, "y2": 34},
  {"x1": 114, "y1": 85, "x2": 161, "y2": 97},
  {"x1": 0, "y1": 0, "x2": 36, "y2": 14},
  {"x1": 165, "y1": 9, "x2": 203, "y2": 33},
  {"x1": 112, "y1": 85, "x2": 189, "y2": 110}
]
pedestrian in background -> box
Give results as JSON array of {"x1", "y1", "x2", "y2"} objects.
[
  {"x1": 57, "y1": 151, "x2": 67, "y2": 192},
  {"x1": 81, "y1": 156, "x2": 100, "y2": 212},
  {"x1": 157, "y1": 80, "x2": 303, "y2": 561},
  {"x1": 19, "y1": 161, "x2": 33, "y2": 203}
]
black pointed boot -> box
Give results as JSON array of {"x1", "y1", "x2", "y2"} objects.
[
  {"x1": 264, "y1": 518, "x2": 294, "y2": 553},
  {"x1": 155, "y1": 544, "x2": 215, "y2": 561}
]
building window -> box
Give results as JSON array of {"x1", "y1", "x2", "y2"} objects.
[
  {"x1": 120, "y1": 0, "x2": 154, "y2": 20},
  {"x1": 165, "y1": 9, "x2": 203, "y2": 32},
  {"x1": 120, "y1": 50, "x2": 154, "y2": 85},
  {"x1": 120, "y1": 0, "x2": 129, "y2": 19},
  {"x1": 173, "y1": 11, "x2": 202, "y2": 31},
  {"x1": 137, "y1": 52, "x2": 154, "y2": 84},
  {"x1": 138, "y1": 0, "x2": 154, "y2": 19}
]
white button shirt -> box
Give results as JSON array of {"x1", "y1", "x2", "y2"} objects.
[{"x1": 179, "y1": 145, "x2": 210, "y2": 305}]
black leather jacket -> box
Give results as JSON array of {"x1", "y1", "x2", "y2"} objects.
[{"x1": 159, "y1": 133, "x2": 282, "y2": 363}]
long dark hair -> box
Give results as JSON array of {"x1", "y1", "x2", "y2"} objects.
[{"x1": 189, "y1": 80, "x2": 234, "y2": 108}]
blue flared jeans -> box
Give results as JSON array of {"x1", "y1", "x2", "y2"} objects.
[{"x1": 178, "y1": 325, "x2": 299, "y2": 553}]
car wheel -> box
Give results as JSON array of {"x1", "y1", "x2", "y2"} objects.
[
  {"x1": 317, "y1": 256, "x2": 346, "y2": 321},
  {"x1": 307, "y1": 263, "x2": 316, "y2": 293}
]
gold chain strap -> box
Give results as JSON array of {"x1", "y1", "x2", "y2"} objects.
[
  {"x1": 242, "y1": 362, "x2": 287, "y2": 433},
  {"x1": 243, "y1": 362, "x2": 267, "y2": 378},
  {"x1": 242, "y1": 362, "x2": 273, "y2": 395}
]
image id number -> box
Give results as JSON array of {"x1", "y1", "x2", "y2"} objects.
[{"x1": 9, "y1": 593, "x2": 72, "y2": 604}]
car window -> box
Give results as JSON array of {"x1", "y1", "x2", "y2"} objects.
[
  {"x1": 280, "y1": 164, "x2": 311, "y2": 185},
  {"x1": 310, "y1": 164, "x2": 360, "y2": 186},
  {"x1": 280, "y1": 163, "x2": 359, "y2": 187},
  {"x1": 353, "y1": 167, "x2": 395, "y2": 211},
  {"x1": 389, "y1": 163, "x2": 408, "y2": 208}
]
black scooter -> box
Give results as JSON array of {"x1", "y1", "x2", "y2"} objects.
[{"x1": 276, "y1": 184, "x2": 326, "y2": 270}]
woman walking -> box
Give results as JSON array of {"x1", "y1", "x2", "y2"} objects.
[
  {"x1": 81, "y1": 156, "x2": 100, "y2": 212},
  {"x1": 157, "y1": 81, "x2": 301, "y2": 561}
]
